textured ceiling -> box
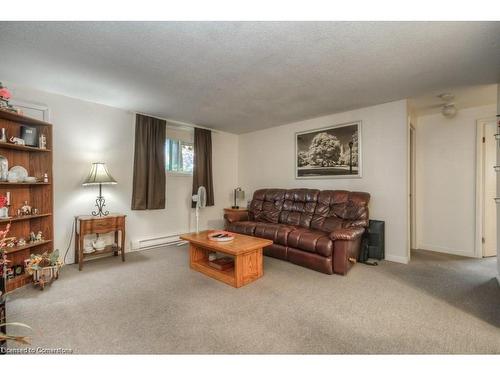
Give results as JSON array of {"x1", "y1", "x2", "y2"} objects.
[{"x1": 0, "y1": 22, "x2": 499, "y2": 133}]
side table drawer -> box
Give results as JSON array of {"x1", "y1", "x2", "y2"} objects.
[{"x1": 80, "y1": 216, "x2": 125, "y2": 234}]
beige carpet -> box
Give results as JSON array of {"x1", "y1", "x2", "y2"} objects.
[{"x1": 5, "y1": 246, "x2": 500, "y2": 354}]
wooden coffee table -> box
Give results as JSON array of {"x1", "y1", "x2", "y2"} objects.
[{"x1": 180, "y1": 231, "x2": 273, "y2": 288}]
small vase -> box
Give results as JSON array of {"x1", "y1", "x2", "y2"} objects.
[
  {"x1": 0, "y1": 156, "x2": 7, "y2": 181},
  {"x1": 0, "y1": 207, "x2": 8, "y2": 219}
]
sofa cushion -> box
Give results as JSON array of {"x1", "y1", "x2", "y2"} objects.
[
  {"x1": 248, "y1": 189, "x2": 286, "y2": 224},
  {"x1": 287, "y1": 247, "x2": 333, "y2": 274},
  {"x1": 254, "y1": 223, "x2": 295, "y2": 246},
  {"x1": 278, "y1": 188, "x2": 319, "y2": 228},
  {"x1": 226, "y1": 221, "x2": 257, "y2": 236},
  {"x1": 287, "y1": 228, "x2": 333, "y2": 257},
  {"x1": 263, "y1": 243, "x2": 287, "y2": 260},
  {"x1": 310, "y1": 190, "x2": 370, "y2": 232}
]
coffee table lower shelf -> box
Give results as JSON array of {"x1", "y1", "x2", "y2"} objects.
[{"x1": 189, "y1": 244, "x2": 263, "y2": 288}]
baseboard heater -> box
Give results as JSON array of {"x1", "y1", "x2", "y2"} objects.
[{"x1": 131, "y1": 234, "x2": 187, "y2": 251}]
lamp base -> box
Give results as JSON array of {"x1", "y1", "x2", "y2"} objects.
[
  {"x1": 231, "y1": 206, "x2": 239, "y2": 209},
  {"x1": 92, "y1": 195, "x2": 109, "y2": 217}
]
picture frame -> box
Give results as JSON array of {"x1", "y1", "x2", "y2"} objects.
[{"x1": 295, "y1": 121, "x2": 362, "y2": 179}]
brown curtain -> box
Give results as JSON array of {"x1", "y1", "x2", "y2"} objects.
[
  {"x1": 192, "y1": 128, "x2": 214, "y2": 207},
  {"x1": 131, "y1": 114, "x2": 166, "y2": 210}
]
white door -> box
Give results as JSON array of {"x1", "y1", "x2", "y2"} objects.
[{"x1": 483, "y1": 121, "x2": 497, "y2": 257}]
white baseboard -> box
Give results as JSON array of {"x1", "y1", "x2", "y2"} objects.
[
  {"x1": 128, "y1": 240, "x2": 187, "y2": 253},
  {"x1": 384, "y1": 254, "x2": 409, "y2": 264},
  {"x1": 131, "y1": 233, "x2": 188, "y2": 251}
]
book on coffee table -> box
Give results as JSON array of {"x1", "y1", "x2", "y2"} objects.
[{"x1": 208, "y1": 256, "x2": 234, "y2": 271}]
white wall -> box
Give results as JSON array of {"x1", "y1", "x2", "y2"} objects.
[
  {"x1": 497, "y1": 84, "x2": 500, "y2": 282},
  {"x1": 6, "y1": 83, "x2": 238, "y2": 264},
  {"x1": 415, "y1": 104, "x2": 497, "y2": 257},
  {"x1": 238, "y1": 100, "x2": 409, "y2": 263}
]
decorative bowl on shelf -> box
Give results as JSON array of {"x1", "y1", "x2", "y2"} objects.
[
  {"x1": 92, "y1": 238, "x2": 106, "y2": 251},
  {"x1": 10, "y1": 166, "x2": 28, "y2": 180},
  {"x1": 24, "y1": 176, "x2": 36, "y2": 183},
  {"x1": 7, "y1": 173, "x2": 19, "y2": 183},
  {"x1": 83, "y1": 245, "x2": 95, "y2": 254}
]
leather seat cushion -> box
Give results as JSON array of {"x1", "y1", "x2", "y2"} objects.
[
  {"x1": 287, "y1": 247, "x2": 333, "y2": 274},
  {"x1": 287, "y1": 228, "x2": 333, "y2": 257},
  {"x1": 254, "y1": 223, "x2": 295, "y2": 246},
  {"x1": 263, "y1": 244, "x2": 287, "y2": 260},
  {"x1": 227, "y1": 221, "x2": 257, "y2": 236}
]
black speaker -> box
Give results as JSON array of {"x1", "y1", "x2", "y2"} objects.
[{"x1": 366, "y1": 220, "x2": 385, "y2": 260}]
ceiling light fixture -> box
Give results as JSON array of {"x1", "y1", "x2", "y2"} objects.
[
  {"x1": 441, "y1": 103, "x2": 457, "y2": 118},
  {"x1": 437, "y1": 93, "x2": 455, "y2": 102},
  {"x1": 436, "y1": 93, "x2": 457, "y2": 118}
]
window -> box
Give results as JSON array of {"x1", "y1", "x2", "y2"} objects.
[{"x1": 166, "y1": 138, "x2": 194, "y2": 174}]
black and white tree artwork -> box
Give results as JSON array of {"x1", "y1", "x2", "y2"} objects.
[{"x1": 296, "y1": 122, "x2": 361, "y2": 178}]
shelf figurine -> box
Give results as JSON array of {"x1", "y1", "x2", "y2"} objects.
[
  {"x1": 39, "y1": 134, "x2": 47, "y2": 149},
  {"x1": 8, "y1": 136, "x2": 25, "y2": 146},
  {"x1": 35, "y1": 231, "x2": 43, "y2": 242},
  {"x1": 20, "y1": 201, "x2": 32, "y2": 216}
]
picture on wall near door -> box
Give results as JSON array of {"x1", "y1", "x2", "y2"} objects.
[{"x1": 296, "y1": 121, "x2": 362, "y2": 179}]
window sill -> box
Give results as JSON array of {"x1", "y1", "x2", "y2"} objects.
[{"x1": 167, "y1": 171, "x2": 193, "y2": 177}]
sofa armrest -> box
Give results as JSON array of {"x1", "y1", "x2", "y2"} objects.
[
  {"x1": 329, "y1": 227, "x2": 365, "y2": 241},
  {"x1": 224, "y1": 211, "x2": 249, "y2": 224},
  {"x1": 330, "y1": 227, "x2": 366, "y2": 275}
]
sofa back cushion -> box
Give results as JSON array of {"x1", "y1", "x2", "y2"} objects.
[
  {"x1": 278, "y1": 189, "x2": 319, "y2": 228},
  {"x1": 248, "y1": 189, "x2": 285, "y2": 223},
  {"x1": 310, "y1": 190, "x2": 370, "y2": 232},
  {"x1": 248, "y1": 189, "x2": 370, "y2": 230}
]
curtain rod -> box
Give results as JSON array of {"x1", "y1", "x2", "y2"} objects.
[{"x1": 133, "y1": 111, "x2": 221, "y2": 133}]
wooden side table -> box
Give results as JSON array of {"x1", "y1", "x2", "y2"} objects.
[
  {"x1": 75, "y1": 214, "x2": 126, "y2": 271},
  {"x1": 223, "y1": 207, "x2": 248, "y2": 214}
]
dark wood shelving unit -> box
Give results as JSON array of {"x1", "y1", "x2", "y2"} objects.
[
  {"x1": 0, "y1": 142, "x2": 51, "y2": 153},
  {"x1": 0, "y1": 213, "x2": 52, "y2": 224},
  {"x1": 0, "y1": 109, "x2": 51, "y2": 126},
  {"x1": 0, "y1": 182, "x2": 50, "y2": 186},
  {"x1": 5, "y1": 273, "x2": 31, "y2": 291},
  {"x1": 4, "y1": 240, "x2": 53, "y2": 255},
  {"x1": 0, "y1": 110, "x2": 53, "y2": 292}
]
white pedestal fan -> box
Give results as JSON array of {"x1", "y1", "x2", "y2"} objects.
[{"x1": 192, "y1": 186, "x2": 207, "y2": 233}]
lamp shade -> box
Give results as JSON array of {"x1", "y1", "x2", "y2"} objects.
[
  {"x1": 82, "y1": 162, "x2": 117, "y2": 186},
  {"x1": 235, "y1": 189, "x2": 245, "y2": 200}
]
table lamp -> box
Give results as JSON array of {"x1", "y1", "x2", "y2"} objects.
[
  {"x1": 232, "y1": 187, "x2": 245, "y2": 209},
  {"x1": 82, "y1": 162, "x2": 117, "y2": 216}
]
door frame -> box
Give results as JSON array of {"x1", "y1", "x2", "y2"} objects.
[
  {"x1": 475, "y1": 117, "x2": 497, "y2": 258},
  {"x1": 409, "y1": 123, "x2": 416, "y2": 251}
]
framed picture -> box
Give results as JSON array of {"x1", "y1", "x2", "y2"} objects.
[{"x1": 295, "y1": 121, "x2": 362, "y2": 179}]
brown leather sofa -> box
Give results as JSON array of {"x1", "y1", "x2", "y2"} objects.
[{"x1": 224, "y1": 189, "x2": 370, "y2": 275}]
